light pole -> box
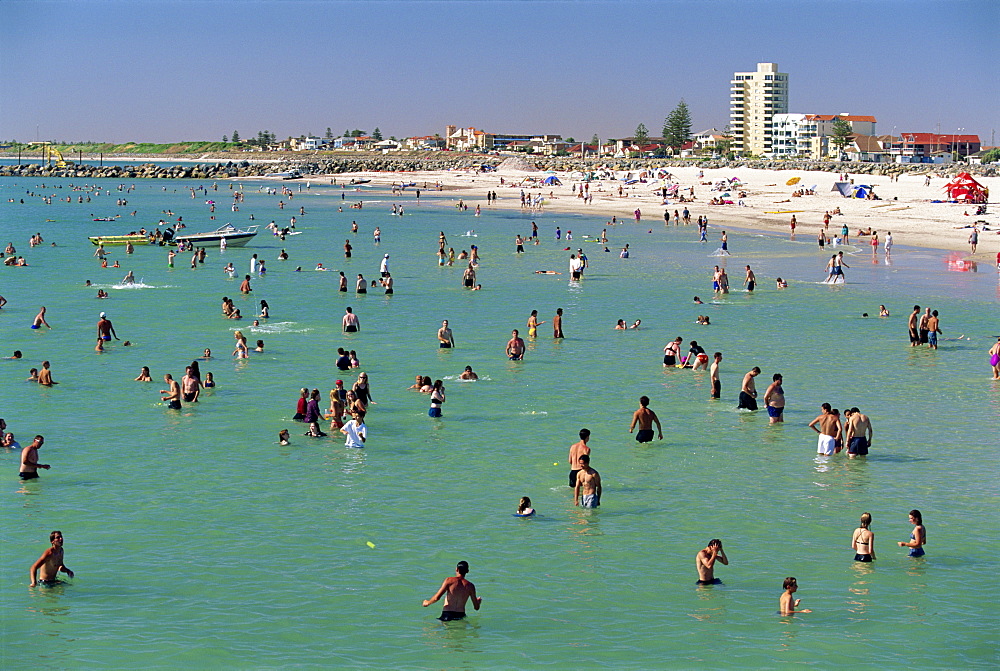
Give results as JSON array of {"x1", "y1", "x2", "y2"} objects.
[{"x1": 957, "y1": 127, "x2": 964, "y2": 162}]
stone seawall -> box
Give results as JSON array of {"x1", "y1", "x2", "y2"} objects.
[{"x1": 1, "y1": 155, "x2": 994, "y2": 179}]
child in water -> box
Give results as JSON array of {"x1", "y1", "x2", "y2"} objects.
[
  {"x1": 779, "y1": 577, "x2": 811, "y2": 614},
  {"x1": 515, "y1": 496, "x2": 535, "y2": 516}
]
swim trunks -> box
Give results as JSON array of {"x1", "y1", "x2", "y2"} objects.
[
  {"x1": 569, "y1": 469, "x2": 580, "y2": 487},
  {"x1": 31, "y1": 324, "x2": 40, "y2": 329},
  {"x1": 854, "y1": 554, "x2": 873, "y2": 563},
  {"x1": 102, "y1": 335, "x2": 111, "y2": 341},
  {"x1": 696, "y1": 578, "x2": 722, "y2": 585},
  {"x1": 571, "y1": 271, "x2": 581, "y2": 281},
  {"x1": 747, "y1": 281, "x2": 755, "y2": 291},
  {"x1": 182, "y1": 392, "x2": 197, "y2": 403},
  {"x1": 909, "y1": 547, "x2": 925, "y2": 558},
  {"x1": 439, "y1": 342, "x2": 451, "y2": 348},
  {"x1": 356, "y1": 289, "x2": 366, "y2": 294},
  {"x1": 438, "y1": 611, "x2": 466, "y2": 621},
  {"x1": 344, "y1": 325, "x2": 358, "y2": 333},
  {"x1": 767, "y1": 405, "x2": 783, "y2": 418},
  {"x1": 909, "y1": 328, "x2": 920, "y2": 344},
  {"x1": 384, "y1": 289, "x2": 393, "y2": 295},
  {"x1": 817, "y1": 434, "x2": 836, "y2": 456},
  {"x1": 168, "y1": 400, "x2": 182, "y2": 410},
  {"x1": 847, "y1": 437, "x2": 869, "y2": 456},
  {"x1": 711, "y1": 379, "x2": 721, "y2": 399},
  {"x1": 635, "y1": 429, "x2": 654, "y2": 443},
  {"x1": 428, "y1": 407, "x2": 442, "y2": 418},
  {"x1": 19, "y1": 471, "x2": 39, "y2": 479},
  {"x1": 919, "y1": 329, "x2": 929, "y2": 344},
  {"x1": 664, "y1": 355, "x2": 676, "y2": 366},
  {"x1": 712, "y1": 281, "x2": 720, "y2": 291},
  {"x1": 737, "y1": 391, "x2": 758, "y2": 411},
  {"x1": 580, "y1": 494, "x2": 600, "y2": 508},
  {"x1": 463, "y1": 279, "x2": 474, "y2": 287},
  {"x1": 928, "y1": 332, "x2": 937, "y2": 346}
]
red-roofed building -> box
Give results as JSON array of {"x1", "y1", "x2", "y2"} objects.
[{"x1": 898, "y1": 133, "x2": 980, "y2": 160}]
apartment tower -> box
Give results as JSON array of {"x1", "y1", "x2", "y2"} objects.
[{"x1": 730, "y1": 63, "x2": 788, "y2": 156}]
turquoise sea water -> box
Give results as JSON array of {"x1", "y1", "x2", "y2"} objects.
[{"x1": 1, "y1": 177, "x2": 997, "y2": 669}]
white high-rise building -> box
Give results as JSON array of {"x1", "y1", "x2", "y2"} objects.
[{"x1": 730, "y1": 63, "x2": 788, "y2": 156}]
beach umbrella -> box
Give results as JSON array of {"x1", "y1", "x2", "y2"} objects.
[{"x1": 786, "y1": 177, "x2": 801, "y2": 186}]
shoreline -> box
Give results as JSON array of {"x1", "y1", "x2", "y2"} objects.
[{"x1": 289, "y1": 167, "x2": 999, "y2": 258}]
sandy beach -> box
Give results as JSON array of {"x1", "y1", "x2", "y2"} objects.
[{"x1": 297, "y1": 165, "x2": 998, "y2": 258}]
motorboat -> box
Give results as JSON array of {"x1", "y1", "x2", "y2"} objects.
[
  {"x1": 174, "y1": 224, "x2": 258, "y2": 248},
  {"x1": 265, "y1": 169, "x2": 302, "y2": 180}
]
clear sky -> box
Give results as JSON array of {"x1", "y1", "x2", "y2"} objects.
[{"x1": 2, "y1": 0, "x2": 997, "y2": 144}]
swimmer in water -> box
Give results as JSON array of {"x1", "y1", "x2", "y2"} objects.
[
  {"x1": 135, "y1": 366, "x2": 152, "y2": 382},
  {"x1": 278, "y1": 429, "x2": 290, "y2": 446},
  {"x1": 516, "y1": 496, "x2": 535, "y2": 516}
]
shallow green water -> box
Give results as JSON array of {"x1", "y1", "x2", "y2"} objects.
[{"x1": 1, "y1": 177, "x2": 998, "y2": 669}]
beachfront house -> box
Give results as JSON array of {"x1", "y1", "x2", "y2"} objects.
[
  {"x1": 291, "y1": 136, "x2": 327, "y2": 151},
  {"x1": 404, "y1": 136, "x2": 446, "y2": 151},
  {"x1": 693, "y1": 129, "x2": 727, "y2": 152},
  {"x1": 844, "y1": 134, "x2": 888, "y2": 163}
]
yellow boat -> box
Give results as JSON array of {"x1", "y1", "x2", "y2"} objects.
[{"x1": 89, "y1": 234, "x2": 150, "y2": 246}]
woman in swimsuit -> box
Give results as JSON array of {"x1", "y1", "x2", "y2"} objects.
[
  {"x1": 526, "y1": 310, "x2": 544, "y2": 338},
  {"x1": 428, "y1": 380, "x2": 445, "y2": 417},
  {"x1": 663, "y1": 337, "x2": 682, "y2": 367},
  {"x1": 352, "y1": 372, "x2": 373, "y2": 406},
  {"x1": 851, "y1": 512, "x2": 876, "y2": 562},
  {"x1": 897, "y1": 509, "x2": 926, "y2": 557}
]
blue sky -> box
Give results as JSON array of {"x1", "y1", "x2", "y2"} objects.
[{"x1": 2, "y1": 0, "x2": 997, "y2": 144}]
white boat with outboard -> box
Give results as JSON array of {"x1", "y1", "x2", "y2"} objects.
[
  {"x1": 174, "y1": 224, "x2": 258, "y2": 248},
  {"x1": 265, "y1": 169, "x2": 303, "y2": 180}
]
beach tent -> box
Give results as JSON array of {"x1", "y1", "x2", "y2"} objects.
[
  {"x1": 832, "y1": 182, "x2": 852, "y2": 197},
  {"x1": 944, "y1": 173, "x2": 988, "y2": 203},
  {"x1": 542, "y1": 175, "x2": 562, "y2": 186},
  {"x1": 851, "y1": 185, "x2": 873, "y2": 199}
]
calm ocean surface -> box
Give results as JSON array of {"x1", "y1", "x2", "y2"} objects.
[{"x1": 1, "y1": 176, "x2": 997, "y2": 669}]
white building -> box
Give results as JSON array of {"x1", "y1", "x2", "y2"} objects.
[
  {"x1": 771, "y1": 114, "x2": 877, "y2": 159},
  {"x1": 730, "y1": 62, "x2": 788, "y2": 156}
]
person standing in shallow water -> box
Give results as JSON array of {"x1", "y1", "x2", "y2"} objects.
[
  {"x1": 422, "y1": 560, "x2": 482, "y2": 622},
  {"x1": 30, "y1": 530, "x2": 74, "y2": 587},
  {"x1": 763, "y1": 374, "x2": 785, "y2": 424},
  {"x1": 737, "y1": 367, "x2": 760, "y2": 410},
  {"x1": 696, "y1": 539, "x2": 729, "y2": 585},
  {"x1": 553, "y1": 308, "x2": 564, "y2": 338},
  {"x1": 629, "y1": 395, "x2": 663, "y2": 443},
  {"x1": 851, "y1": 512, "x2": 876, "y2": 562},
  {"x1": 897, "y1": 509, "x2": 926, "y2": 557}
]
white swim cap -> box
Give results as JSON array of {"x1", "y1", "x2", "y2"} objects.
[{"x1": 100, "y1": 312, "x2": 107, "y2": 318}]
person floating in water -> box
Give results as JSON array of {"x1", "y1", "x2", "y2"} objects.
[
  {"x1": 696, "y1": 539, "x2": 729, "y2": 585},
  {"x1": 515, "y1": 496, "x2": 535, "y2": 516},
  {"x1": 422, "y1": 560, "x2": 482, "y2": 621}
]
